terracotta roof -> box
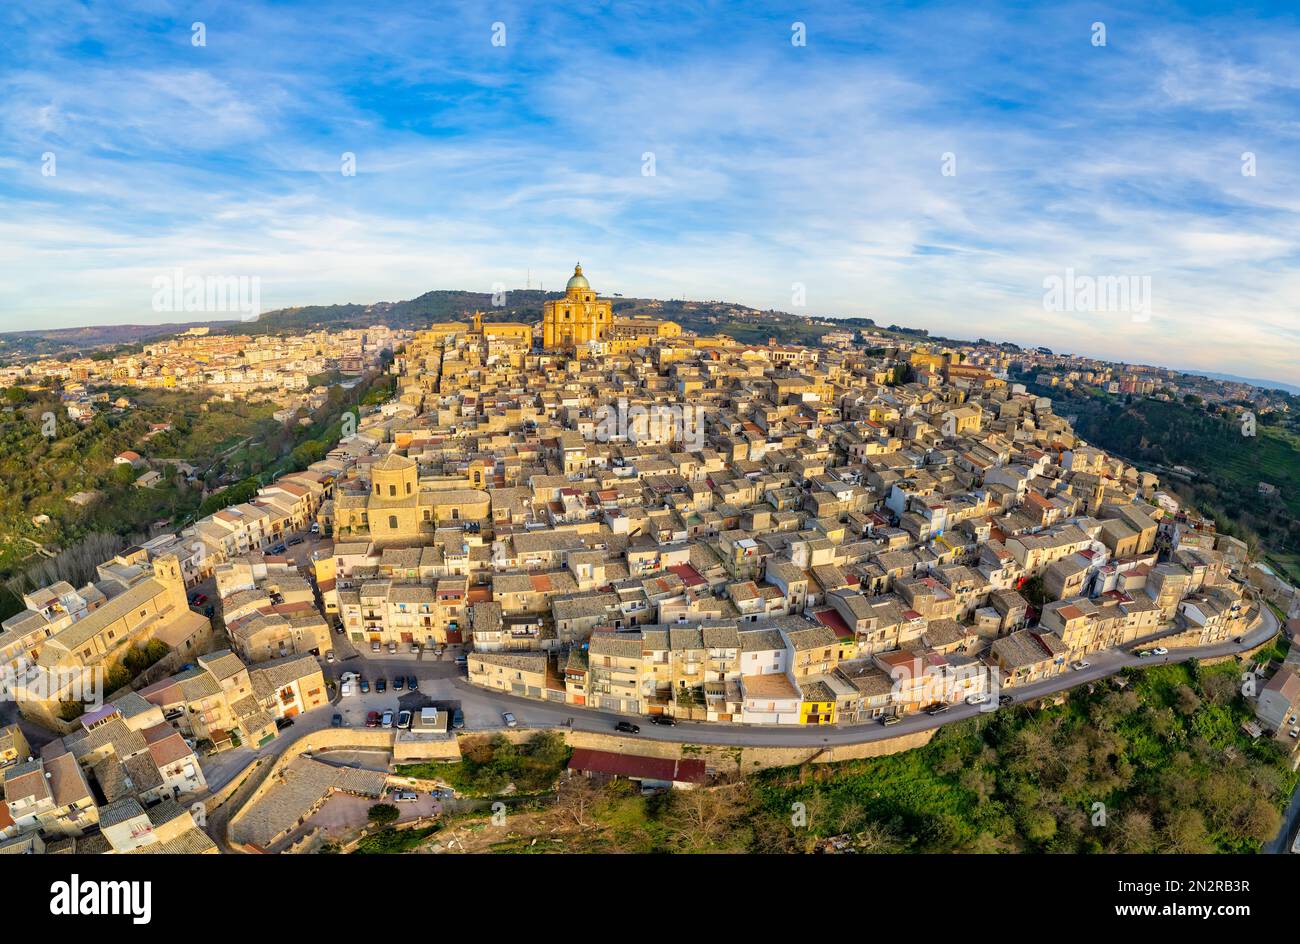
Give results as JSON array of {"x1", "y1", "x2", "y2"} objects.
[{"x1": 568, "y1": 748, "x2": 707, "y2": 784}]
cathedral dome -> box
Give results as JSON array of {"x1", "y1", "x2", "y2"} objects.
[{"x1": 565, "y1": 264, "x2": 590, "y2": 292}]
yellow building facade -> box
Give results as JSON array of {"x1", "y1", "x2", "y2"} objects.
[{"x1": 542, "y1": 264, "x2": 612, "y2": 351}]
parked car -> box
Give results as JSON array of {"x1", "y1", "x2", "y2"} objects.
[
  {"x1": 393, "y1": 675, "x2": 405, "y2": 691},
  {"x1": 1137, "y1": 649, "x2": 1154, "y2": 658},
  {"x1": 309, "y1": 523, "x2": 320, "y2": 534},
  {"x1": 1070, "y1": 660, "x2": 1090, "y2": 671},
  {"x1": 365, "y1": 711, "x2": 380, "y2": 727},
  {"x1": 407, "y1": 676, "x2": 418, "y2": 691},
  {"x1": 325, "y1": 650, "x2": 335, "y2": 663},
  {"x1": 393, "y1": 790, "x2": 419, "y2": 802},
  {"x1": 1233, "y1": 635, "x2": 1243, "y2": 644},
  {"x1": 502, "y1": 711, "x2": 518, "y2": 728},
  {"x1": 388, "y1": 641, "x2": 397, "y2": 654},
  {"x1": 964, "y1": 693, "x2": 990, "y2": 706},
  {"x1": 287, "y1": 536, "x2": 303, "y2": 546},
  {"x1": 1152, "y1": 646, "x2": 1169, "y2": 656},
  {"x1": 451, "y1": 708, "x2": 465, "y2": 729},
  {"x1": 397, "y1": 709, "x2": 412, "y2": 729},
  {"x1": 880, "y1": 714, "x2": 902, "y2": 726},
  {"x1": 409, "y1": 642, "x2": 420, "y2": 654},
  {"x1": 381, "y1": 710, "x2": 394, "y2": 728},
  {"x1": 371, "y1": 640, "x2": 381, "y2": 652},
  {"x1": 359, "y1": 678, "x2": 370, "y2": 693},
  {"x1": 331, "y1": 713, "x2": 343, "y2": 728},
  {"x1": 998, "y1": 694, "x2": 1014, "y2": 706},
  {"x1": 269, "y1": 544, "x2": 287, "y2": 555},
  {"x1": 614, "y1": 721, "x2": 641, "y2": 734},
  {"x1": 275, "y1": 716, "x2": 294, "y2": 730},
  {"x1": 925, "y1": 702, "x2": 951, "y2": 716},
  {"x1": 188, "y1": 592, "x2": 207, "y2": 606},
  {"x1": 454, "y1": 654, "x2": 468, "y2": 667},
  {"x1": 649, "y1": 715, "x2": 677, "y2": 726},
  {"x1": 334, "y1": 623, "x2": 345, "y2": 634},
  {"x1": 375, "y1": 677, "x2": 386, "y2": 693}
]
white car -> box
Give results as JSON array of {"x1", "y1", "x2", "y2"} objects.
[
  {"x1": 502, "y1": 712, "x2": 518, "y2": 728},
  {"x1": 1070, "y1": 660, "x2": 1090, "y2": 671},
  {"x1": 964, "y1": 693, "x2": 990, "y2": 706},
  {"x1": 1152, "y1": 647, "x2": 1169, "y2": 656}
]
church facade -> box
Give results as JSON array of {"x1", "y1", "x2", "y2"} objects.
[{"x1": 542, "y1": 264, "x2": 612, "y2": 351}]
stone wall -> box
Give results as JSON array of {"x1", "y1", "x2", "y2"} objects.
[
  {"x1": 458, "y1": 726, "x2": 936, "y2": 773},
  {"x1": 393, "y1": 735, "x2": 463, "y2": 762},
  {"x1": 227, "y1": 727, "x2": 397, "y2": 836}
]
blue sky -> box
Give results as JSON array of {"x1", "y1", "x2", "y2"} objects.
[{"x1": 2, "y1": 0, "x2": 1299, "y2": 384}]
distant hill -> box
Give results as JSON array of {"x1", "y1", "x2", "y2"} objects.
[
  {"x1": 0, "y1": 320, "x2": 238, "y2": 359},
  {"x1": 233, "y1": 288, "x2": 927, "y2": 349},
  {"x1": 234, "y1": 289, "x2": 556, "y2": 335},
  {"x1": 4, "y1": 286, "x2": 1291, "y2": 397},
  {"x1": 1174, "y1": 369, "x2": 1300, "y2": 397}
]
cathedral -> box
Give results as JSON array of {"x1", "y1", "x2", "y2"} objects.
[{"x1": 542, "y1": 264, "x2": 612, "y2": 351}]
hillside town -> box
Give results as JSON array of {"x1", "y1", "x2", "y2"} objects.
[
  {"x1": 0, "y1": 325, "x2": 409, "y2": 425},
  {"x1": 0, "y1": 264, "x2": 1295, "y2": 857}
]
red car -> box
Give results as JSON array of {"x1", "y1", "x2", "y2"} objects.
[
  {"x1": 365, "y1": 711, "x2": 380, "y2": 728},
  {"x1": 188, "y1": 593, "x2": 207, "y2": 606}
]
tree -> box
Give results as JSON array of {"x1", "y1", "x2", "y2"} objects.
[
  {"x1": 367, "y1": 803, "x2": 399, "y2": 826},
  {"x1": 553, "y1": 776, "x2": 601, "y2": 829},
  {"x1": 1173, "y1": 684, "x2": 1202, "y2": 716}
]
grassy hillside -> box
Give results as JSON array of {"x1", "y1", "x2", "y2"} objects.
[
  {"x1": 383, "y1": 661, "x2": 1292, "y2": 855},
  {"x1": 0, "y1": 370, "x2": 389, "y2": 620},
  {"x1": 752, "y1": 660, "x2": 1291, "y2": 853}
]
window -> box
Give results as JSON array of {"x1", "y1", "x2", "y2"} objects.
[
  {"x1": 389, "y1": 484, "x2": 397, "y2": 497},
  {"x1": 388, "y1": 515, "x2": 398, "y2": 530},
  {"x1": 405, "y1": 482, "x2": 412, "y2": 494}
]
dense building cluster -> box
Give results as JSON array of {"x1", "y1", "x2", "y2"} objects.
[
  {"x1": 300, "y1": 266, "x2": 1258, "y2": 724},
  {"x1": 0, "y1": 265, "x2": 1282, "y2": 860}
]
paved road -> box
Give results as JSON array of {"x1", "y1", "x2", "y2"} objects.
[
  {"x1": 208, "y1": 600, "x2": 1280, "y2": 767},
  {"x1": 1265, "y1": 780, "x2": 1300, "y2": 854},
  {"x1": 439, "y1": 602, "x2": 1282, "y2": 749},
  {"x1": 200, "y1": 596, "x2": 1282, "y2": 849}
]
